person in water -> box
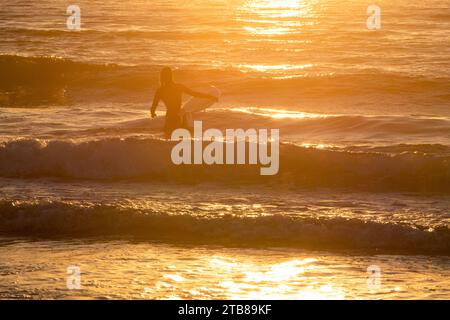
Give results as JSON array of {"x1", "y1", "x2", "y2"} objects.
[{"x1": 151, "y1": 67, "x2": 218, "y2": 137}]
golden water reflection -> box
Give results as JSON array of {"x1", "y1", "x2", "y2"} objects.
[
  {"x1": 158, "y1": 256, "x2": 347, "y2": 300},
  {"x1": 228, "y1": 107, "x2": 331, "y2": 119},
  {"x1": 235, "y1": 0, "x2": 317, "y2": 76},
  {"x1": 3, "y1": 241, "x2": 446, "y2": 299},
  {"x1": 240, "y1": 0, "x2": 314, "y2": 34},
  {"x1": 242, "y1": 0, "x2": 310, "y2": 18}
]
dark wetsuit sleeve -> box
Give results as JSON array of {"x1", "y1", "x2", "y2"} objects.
[{"x1": 181, "y1": 85, "x2": 216, "y2": 100}]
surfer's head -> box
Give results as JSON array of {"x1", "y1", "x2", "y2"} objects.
[{"x1": 160, "y1": 67, "x2": 173, "y2": 86}]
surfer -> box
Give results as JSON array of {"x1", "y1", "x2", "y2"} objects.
[{"x1": 151, "y1": 67, "x2": 218, "y2": 137}]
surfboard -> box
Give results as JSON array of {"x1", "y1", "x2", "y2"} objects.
[
  {"x1": 181, "y1": 86, "x2": 221, "y2": 128},
  {"x1": 182, "y1": 86, "x2": 221, "y2": 114}
]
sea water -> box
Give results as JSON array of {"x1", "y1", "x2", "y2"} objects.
[{"x1": 0, "y1": 0, "x2": 449, "y2": 299}]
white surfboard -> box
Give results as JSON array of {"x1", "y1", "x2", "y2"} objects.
[{"x1": 181, "y1": 86, "x2": 221, "y2": 128}]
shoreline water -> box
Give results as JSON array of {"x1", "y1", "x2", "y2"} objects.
[{"x1": 1, "y1": 239, "x2": 449, "y2": 300}]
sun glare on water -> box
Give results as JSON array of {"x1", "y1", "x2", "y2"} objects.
[
  {"x1": 236, "y1": 0, "x2": 315, "y2": 75},
  {"x1": 244, "y1": 0, "x2": 304, "y2": 10},
  {"x1": 230, "y1": 107, "x2": 330, "y2": 119},
  {"x1": 241, "y1": 0, "x2": 310, "y2": 22},
  {"x1": 209, "y1": 257, "x2": 346, "y2": 300}
]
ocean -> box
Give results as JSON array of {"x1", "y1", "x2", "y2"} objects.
[{"x1": 0, "y1": 0, "x2": 449, "y2": 299}]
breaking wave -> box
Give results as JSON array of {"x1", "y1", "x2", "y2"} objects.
[
  {"x1": 0, "y1": 200, "x2": 448, "y2": 255},
  {"x1": 0, "y1": 137, "x2": 448, "y2": 192}
]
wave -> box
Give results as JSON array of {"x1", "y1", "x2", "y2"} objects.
[
  {"x1": 97, "y1": 110, "x2": 450, "y2": 150},
  {"x1": 0, "y1": 27, "x2": 235, "y2": 40},
  {"x1": 192, "y1": 109, "x2": 450, "y2": 145},
  {"x1": 69, "y1": 108, "x2": 450, "y2": 147},
  {"x1": 1, "y1": 55, "x2": 449, "y2": 107},
  {"x1": 0, "y1": 137, "x2": 448, "y2": 192},
  {"x1": 0, "y1": 200, "x2": 448, "y2": 255}
]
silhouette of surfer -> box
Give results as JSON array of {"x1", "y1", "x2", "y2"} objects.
[{"x1": 151, "y1": 67, "x2": 218, "y2": 137}]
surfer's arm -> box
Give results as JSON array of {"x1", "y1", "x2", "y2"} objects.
[
  {"x1": 182, "y1": 85, "x2": 218, "y2": 102},
  {"x1": 150, "y1": 88, "x2": 161, "y2": 118}
]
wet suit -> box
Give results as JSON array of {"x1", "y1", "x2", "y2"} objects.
[{"x1": 151, "y1": 82, "x2": 216, "y2": 137}]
